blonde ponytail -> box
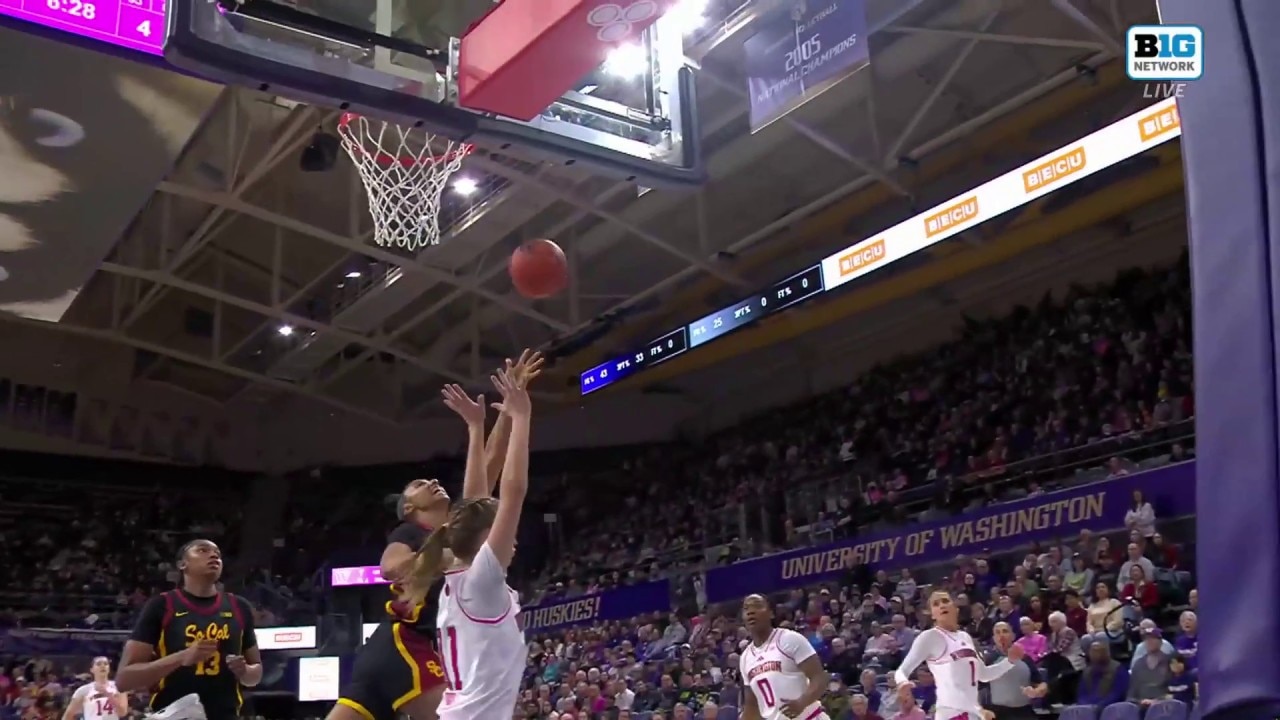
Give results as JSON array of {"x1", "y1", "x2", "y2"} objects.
[{"x1": 400, "y1": 524, "x2": 449, "y2": 607}]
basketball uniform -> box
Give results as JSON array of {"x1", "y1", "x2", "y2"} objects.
[
  {"x1": 339, "y1": 522, "x2": 447, "y2": 720},
  {"x1": 144, "y1": 590, "x2": 252, "y2": 720},
  {"x1": 738, "y1": 628, "x2": 829, "y2": 720},
  {"x1": 435, "y1": 542, "x2": 525, "y2": 719},
  {"x1": 72, "y1": 682, "x2": 121, "y2": 720},
  {"x1": 893, "y1": 627, "x2": 1014, "y2": 720}
]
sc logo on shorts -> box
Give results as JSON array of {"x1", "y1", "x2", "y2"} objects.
[
  {"x1": 424, "y1": 661, "x2": 444, "y2": 678},
  {"x1": 1126, "y1": 25, "x2": 1203, "y2": 81}
]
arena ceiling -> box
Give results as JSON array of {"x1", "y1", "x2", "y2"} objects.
[{"x1": 4, "y1": 0, "x2": 1170, "y2": 431}]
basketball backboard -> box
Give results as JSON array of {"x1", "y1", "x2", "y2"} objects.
[{"x1": 164, "y1": 0, "x2": 704, "y2": 185}]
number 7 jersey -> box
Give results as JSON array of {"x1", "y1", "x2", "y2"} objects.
[{"x1": 739, "y1": 628, "x2": 826, "y2": 720}]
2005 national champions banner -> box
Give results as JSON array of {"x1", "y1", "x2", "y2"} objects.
[
  {"x1": 705, "y1": 463, "x2": 1196, "y2": 603},
  {"x1": 519, "y1": 579, "x2": 672, "y2": 633},
  {"x1": 0, "y1": 628, "x2": 128, "y2": 656},
  {"x1": 744, "y1": 0, "x2": 870, "y2": 132}
]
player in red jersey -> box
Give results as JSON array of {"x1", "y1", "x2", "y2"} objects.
[{"x1": 330, "y1": 351, "x2": 542, "y2": 720}]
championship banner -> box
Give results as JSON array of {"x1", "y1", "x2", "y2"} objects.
[
  {"x1": 705, "y1": 463, "x2": 1197, "y2": 603},
  {"x1": 0, "y1": 628, "x2": 127, "y2": 656},
  {"x1": 520, "y1": 580, "x2": 671, "y2": 633},
  {"x1": 744, "y1": 0, "x2": 870, "y2": 132}
]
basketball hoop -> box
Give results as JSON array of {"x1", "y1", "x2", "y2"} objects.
[{"x1": 337, "y1": 113, "x2": 472, "y2": 252}]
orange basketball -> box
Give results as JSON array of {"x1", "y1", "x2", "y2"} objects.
[{"x1": 509, "y1": 239, "x2": 568, "y2": 299}]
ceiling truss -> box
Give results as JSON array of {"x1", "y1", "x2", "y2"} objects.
[{"x1": 33, "y1": 0, "x2": 1148, "y2": 425}]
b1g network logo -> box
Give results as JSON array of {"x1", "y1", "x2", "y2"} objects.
[{"x1": 1126, "y1": 25, "x2": 1203, "y2": 83}]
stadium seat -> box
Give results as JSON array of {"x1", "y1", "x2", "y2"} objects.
[
  {"x1": 1100, "y1": 702, "x2": 1143, "y2": 720},
  {"x1": 1147, "y1": 699, "x2": 1190, "y2": 720}
]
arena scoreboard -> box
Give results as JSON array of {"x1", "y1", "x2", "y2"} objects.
[{"x1": 579, "y1": 98, "x2": 1186, "y2": 395}]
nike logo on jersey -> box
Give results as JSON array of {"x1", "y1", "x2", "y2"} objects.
[
  {"x1": 220, "y1": 612, "x2": 233, "y2": 618},
  {"x1": 175, "y1": 612, "x2": 189, "y2": 617}
]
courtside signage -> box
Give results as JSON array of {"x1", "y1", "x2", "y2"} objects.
[
  {"x1": 331, "y1": 565, "x2": 386, "y2": 587},
  {"x1": 820, "y1": 98, "x2": 1183, "y2": 291},
  {"x1": 1126, "y1": 25, "x2": 1203, "y2": 81},
  {"x1": 256, "y1": 625, "x2": 317, "y2": 651},
  {"x1": 1138, "y1": 104, "x2": 1181, "y2": 143}
]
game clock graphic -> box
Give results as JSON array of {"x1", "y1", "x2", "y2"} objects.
[{"x1": 0, "y1": 0, "x2": 164, "y2": 55}]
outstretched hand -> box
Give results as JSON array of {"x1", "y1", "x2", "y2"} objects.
[
  {"x1": 490, "y1": 368, "x2": 532, "y2": 418},
  {"x1": 441, "y1": 383, "x2": 486, "y2": 426},
  {"x1": 506, "y1": 349, "x2": 545, "y2": 387}
]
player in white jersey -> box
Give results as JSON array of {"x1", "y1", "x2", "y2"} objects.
[
  {"x1": 396, "y1": 366, "x2": 531, "y2": 720},
  {"x1": 64, "y1": 657, "x2": 129, "y2": 720},
  {"x1": 739, "y1": 594, "x2": 831, "y2": 720},
  {"x1": 892, "y1": 590, "x2": 1023, "y2": 720}
]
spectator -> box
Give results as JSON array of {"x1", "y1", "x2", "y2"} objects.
[
  {"x1": 895, "y1": 569, "x2": 918, "y2": 604},
  {"x1": 1175, "y1": 611, "x2": 1198, "y2": 669},
  {"x1": 1127, "y1": 628, "x2": 1174, "y2": 705},
  {"x1": 1147, "y1": 532, "x2": 1180, "y2": 569},
  {"x1": 855, "y1": 669, "x2": 884, "y2": 715},
  {"x1": 1076, "y1": 642, "x2": 1129, "y2": 707},
  {"x1": 1130, "y1": 619, "x2": 1176, "y2": 668},
  {"x1": 1167, "y1": 656, "x2": 1197, "y2": 705},
  {"x1": 1013, "y1": 617, "x2": 1048, "y2": 662},
  {"x1": 1120, "y1": 565, "x2": 1159, "y2": 613},
  {"x1": 849, "y1": 693, "x2": 884, "y2": 720},
  {"x1": 984, "y1": 621, "x2": 1047, "y2": 719},
  {"x1": 1082, "y1": 583, "x2": 1123, "y2": 649},
  {"x1": 1118, "y1": 543, "x2": 1156, "y2": 585},
  {"x1": 822, "y1": 678, "x2": 850, "y2": 719},
  {"x1": 1063, "y1": 591, "x2": 1088, "y2": 636},
  {"x1": 890, "y1": 693, "x2": 926, "y2": 720},
  {"x1": 1063, "y1": 555, "x2": 1094, "y2": 597},
  {"x1": 1124, "y1": 490, "x2": 1157, "y2": 538}
]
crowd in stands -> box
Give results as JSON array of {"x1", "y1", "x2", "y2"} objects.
[{"x1": 1, "y1": 258, "x2": 1199, "y2": 720}]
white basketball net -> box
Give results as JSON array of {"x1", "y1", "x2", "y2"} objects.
[{"x1": 337, "y1": 113, "x2": 471, "y2": 252}]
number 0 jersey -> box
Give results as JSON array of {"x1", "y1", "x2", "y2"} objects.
[{"x1": 738, "y1": 628, "x2": 826, "y2": 720}]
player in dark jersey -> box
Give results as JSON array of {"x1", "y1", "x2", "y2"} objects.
[
  {"x1": 331, "y1": 351, "x2": 543, "y2": 720},
  {"x1": 117, "y1": 539, "x2": 262, "y2": 720}
]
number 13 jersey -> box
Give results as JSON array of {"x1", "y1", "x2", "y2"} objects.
[{"x1": 739, "y1": 628, "x2": 825, "y2": 720}]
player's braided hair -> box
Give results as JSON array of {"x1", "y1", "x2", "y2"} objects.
[{"x1": 400, "y1": 497, "x2": 498, "y2": 606}]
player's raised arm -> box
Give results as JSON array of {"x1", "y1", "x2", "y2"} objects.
[
  {"x1": 441, "y1": 383, "x2": 488, "y2": 499},
  {"x1": 485, "y1": 367, "x2": 531, "y2": 569},
  {"x1": 482, "y1": 350, "x2": 542, "y2": 492}
]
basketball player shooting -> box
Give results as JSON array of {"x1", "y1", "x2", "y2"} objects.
[
  {"x1": 331, "y1": 351, "x2": 542, "y2": 720},
  {"x1": 399, "y1": 365, "x2": 532, "y2": 718},
  {"x1": 63, "y1": 657, "x2": 128, "y2": 720},
  {"x1": 739, "y1": 594, "x2": 831, "y2": 720},
  {"x1": 891, "y1": 590, "x2": 1023, "y2": 720}
]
